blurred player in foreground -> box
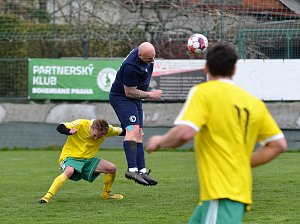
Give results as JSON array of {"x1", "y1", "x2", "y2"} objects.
[
  {"x1": 109, "y1": 42, "x2": 162, "y2": 186},
  {"x1": 146, "y1": 43, "x2": 287, "y2": 223},
  {"x1": 39, "y1": 118, "x2": 124, "y2": 204}
]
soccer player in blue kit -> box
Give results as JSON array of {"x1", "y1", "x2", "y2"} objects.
[{"x1": 109, "y1": 42, "x2": 162, "y2": 186}]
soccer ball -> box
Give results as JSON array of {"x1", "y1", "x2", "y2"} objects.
[{"x1": 187, "y1": 34, "x2": 208, "y2": 54}]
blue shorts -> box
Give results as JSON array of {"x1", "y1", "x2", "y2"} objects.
[{"x1": 109, "y1": 94, "x2": 143, "y2": 129}]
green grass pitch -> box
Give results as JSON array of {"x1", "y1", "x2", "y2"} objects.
[{"x1": 0, "y1": 150, "x2": 299, "y2": 224}]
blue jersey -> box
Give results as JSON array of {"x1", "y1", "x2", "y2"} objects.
[{"x1": 110, "y1": 48, "x2": 153, "y2": 96}]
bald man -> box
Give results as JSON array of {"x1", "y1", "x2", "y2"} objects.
[{"x1": 109, "y1": 42, "x2": 162, "y2": 186}]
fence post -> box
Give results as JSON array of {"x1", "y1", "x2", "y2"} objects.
[
  {"x1": 83, "y1": 33, "x2": 89, "y2": 59},
  {"x1": 51, "y1": 0, "x2": 57, "y2": 58}
]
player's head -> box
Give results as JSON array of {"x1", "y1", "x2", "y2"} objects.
[
  {"x1": 205, "y1": 43, "x2": 238, "y2": 78},
  {"x1": 90, "y1": 119, "x2": 109, "y2": 139},
  {"x1": 138, "y1": 42, "x2": 156, "y2": 64}
]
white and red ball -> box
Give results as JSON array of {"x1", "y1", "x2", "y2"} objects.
[{"x1": 187, "y1": 34, "x2": 208, "y2": 54}]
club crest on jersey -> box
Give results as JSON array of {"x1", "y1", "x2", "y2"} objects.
[{"x1": 129, "y1": 116, "x2": 136, "y2": 122}]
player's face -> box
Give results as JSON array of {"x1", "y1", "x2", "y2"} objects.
[
  {"x1": 139, "y1": 52, "x2": 155, "y2": 64},
  {"x1": 142, "y1": 56, "x2": 155, "y2": 64},
  {"x1": 90, "y1": 127, "x2": 105, "y2": 139}
]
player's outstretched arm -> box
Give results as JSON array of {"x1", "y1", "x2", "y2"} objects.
[{"x1": 146, "y1": 125, "x2": 196, "y2": 153}]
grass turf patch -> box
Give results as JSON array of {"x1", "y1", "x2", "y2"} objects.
[{"x1": 0, "y1": 150, "x2": 299, "y2": 224}]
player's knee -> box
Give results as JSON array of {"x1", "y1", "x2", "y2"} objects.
[
  {"x1": 125, "y1": 126, "x2": 140, "y2": 140},
  {"x1": 106, "y1": 164, "x2": 117, "y2": 174},
  {"x1": 63, "y1": 166, "x2": 74, "y2": 178}
]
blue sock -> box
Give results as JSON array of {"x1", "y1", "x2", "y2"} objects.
[
  {"x1": 137, "y1": 142, "x2": 146, "y2": 171},
  {"x1": 123, "y1": 141, "x2": 137, "y2": 169}
]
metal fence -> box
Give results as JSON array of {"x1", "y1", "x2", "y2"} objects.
[{"x1": 1, "y1": 0, "x2": 300, "y2": 98}]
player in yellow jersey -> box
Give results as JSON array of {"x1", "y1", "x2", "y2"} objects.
[
  {"x1": 146, "y1": 43, "x2": 287, "y2": 223},
  {"x1": 39, "y1": 118, "x2": 124, "y2": 204}
]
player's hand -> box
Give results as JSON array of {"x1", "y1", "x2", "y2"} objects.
[
  {"x1": 148, "y1": 89, "x2": 162, "y2": 100},
  {"x1": 146, "y1": 135, "x2": 163, "y2": 153},
  {"x1": 69, "y1": 128, "x2": 77, "y2": 135}
]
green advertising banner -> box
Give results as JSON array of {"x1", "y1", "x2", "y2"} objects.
[{"x1": 28, "y1": 58, "x2": 122, "y2": 100}]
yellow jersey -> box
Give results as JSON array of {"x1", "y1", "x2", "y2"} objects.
[
  {"x1": 58, "y1": 119, "x2": 122, "y2": 163},
  {"x1": 175, "y1": 79, "x2": 284, "y2": 207}
]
